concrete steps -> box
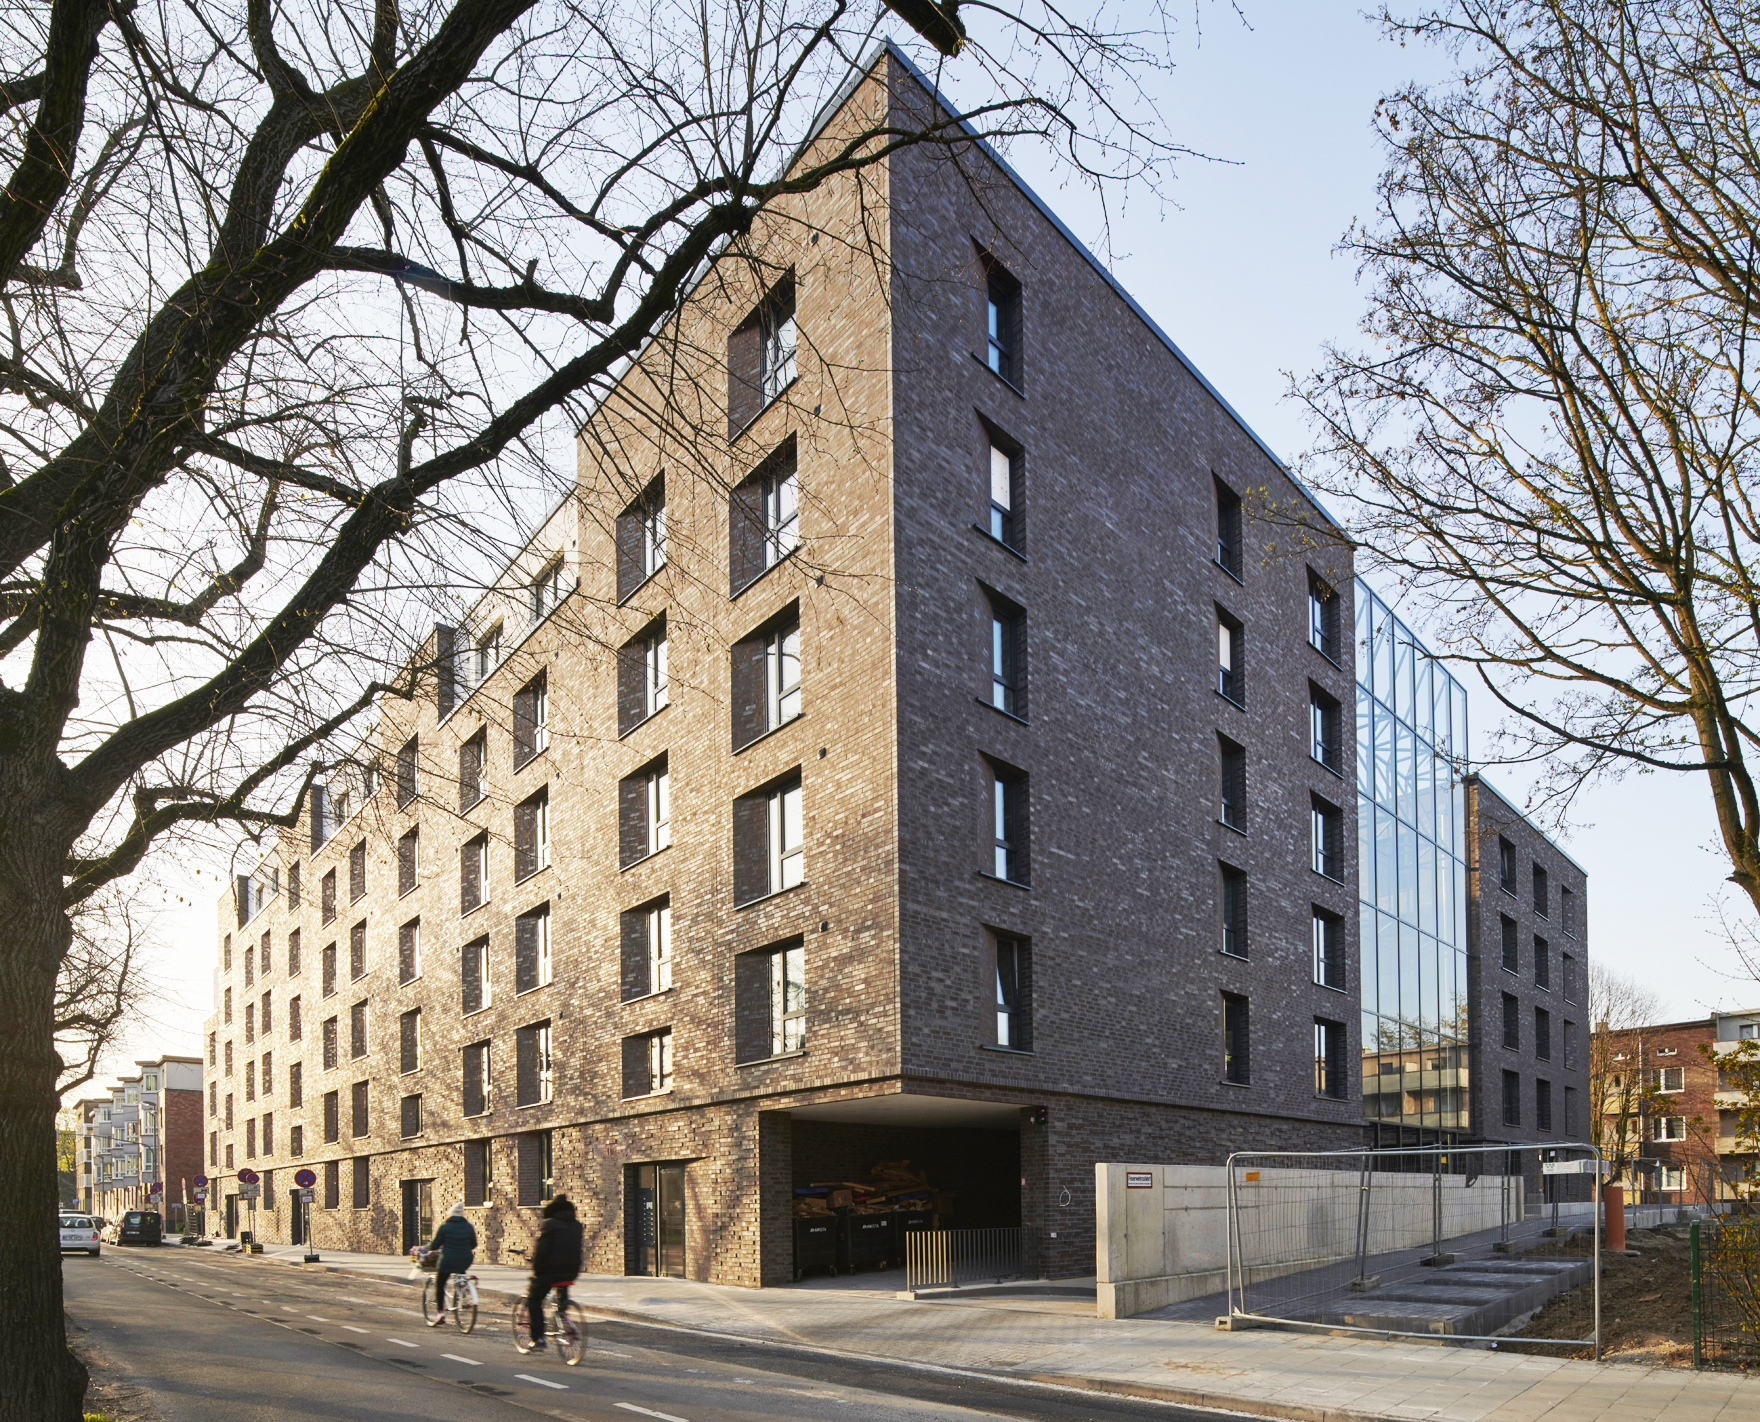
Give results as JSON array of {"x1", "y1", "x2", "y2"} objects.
[{"x1": 1313, "y1": 1257, "x2": 1590, "y2": 1337}]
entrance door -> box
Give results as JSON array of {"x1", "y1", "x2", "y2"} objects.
[
  {"x1": 289, "y1": 1189, "x2": 305, "y2": 1245},
  {"x1": 224, "y1": 1195, "x2": 238, "y2": 1239},
  {"x1": 631, "y1": 1164, "x2": 685, "y2": 1277},
  {"x1": 401, "y1": 1179, "x2": 433, "y2": 1255}
]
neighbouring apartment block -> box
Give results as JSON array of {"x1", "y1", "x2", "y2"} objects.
[
  {"x1": 195, "y1": 47, "x2": 1588, "y2": 1286},
  {"x1": 76, "y1": 1056, "x2": 203, "y2": 1227},
  {"x1": 1597, "y1": 1009, "x2": 1760, "y2": 1204}
]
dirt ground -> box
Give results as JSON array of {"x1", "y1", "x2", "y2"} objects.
[
  {"x1": 1500, "y1": 1225, "x2": 1698, "y2": 1365},
  {"x1": 67, "y1": 1322, "x2": 162, "y2": 1422}
]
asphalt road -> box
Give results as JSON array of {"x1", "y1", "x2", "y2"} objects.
[{"x1": 65, "y1": 1249, "x2": 1231, "y2": 1422}]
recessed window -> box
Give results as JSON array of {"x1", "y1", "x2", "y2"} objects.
[
  {"x1": 322, "y1": 1016, "x2": 338, "y2": 1070},
  {"x1": 1220, "y1": 864, "x2": 1248, "y2": 958},
  {"x1": 399, "y1": 1007, "x2": 421, "y2": 1075},
  {"x1": 349, "y1": 1000, "x2": 368, "y2": 1059},
  {"x1": 615, "y1": 476, "x2": 666, "y2": 601},
  {"x1": 531, "y1": 556, "x2": 565, "y2": 625},
  {"x1": 1217, "y1": 610, "x2": 1243, "y2": 705},
  {"x1": 288, "y1": 929, "x2": 301, "y2": 978},
  {"x1": 1498, "y1": 837, "x2": 1516, "y2": 893},
  {"x1": 1535, "y1": 1079, "x2": 1553, "y2": 1132},
  {"x1": 771, "y1": 942, "x2": 807, "y2": 1056},
  {"x1": 619, "y1": 755, "x2": 671, "y2": 867},
  {"x1": 727, "y1": 274, "x2": 797, "y2": 434},
  {"x1": 289, "y1": 995, "x2": 302, "y2": 1041},
  {"x1": 982, "y1": 255, "x2": 1022, "y2": 385},
  {"x1": 461, "y1": 832, "x2": 488, "y2": 913},
  {"x1": 398, "y1": 919, "x2": 420, "y2": 985},
  {"x1": 397, "y1": 828, "x2": 418, "y2": 897},
  {"x1": 322, "y1": 1090, "x2": 339, "y2": 1144},
  {"x1": 995, "y1": 933, "x2": 1031, "y2": 1050},
  {"x1": 288, "y1": 1060, "x2": 302, "y2": 1107},
  {"x1": 987, "y1": 590, "x2": 1026, "y2": 717},
  {"x1": 1654, "y1": 1114, "x2": 1686, "y2": 1141},
  {"x1": 462, "y1": 1042, "x2": 491, "y2": 1118},
  {"x1": 348, "y1": 840, "x2": 367, "y2": 903},
  {"x1": 1310, "y1": 686, "x2": 1341, "y2": 772},
  {"x1": 461, "y1": 936, "x2": 490, "y2": 1015},
  {"x1": 350, "y1": 1079, "x2": 369, "y2": 1137},
  {"x1": 729, "y1": 438, "x2": 799, "y2": 594},
  {"x1": 621, "y1": 1027, "x2": 672, "y2": 1098},
  {"x1": 1652, "y1": 1065, "x2": 1685, "y2": 1093},
  {"x1": 514, "y1": 672, "x2": 549, "y2": 767},
  {"x1": 458, "y1": 730, "x2": 485, "y2": 810},
  {"x1": 349, "y1": 919, "x2": 367, "y2": 981},
  {"x1": 1561, "y1": 884, "x2": 1576, "y2": 937},
  {"x1": 1314, "y1": 1019, "x2": 1345, "y2": 1098},
  {"x1": 516, "y1": 1020, "x2": 554, "y2": 1106},
  {"x1": 989, "y1": 762, "x2": 1028, "y2": 885},
  {"x1": 514, "y1": 786, "x2": 550, "y2": 880},
  {"x1": 1313, "y1": 908, "x2": 1344, "y2": 989},
  {"x1": 1215, "y1": 480, "x2": 1243, "y2": 580},
  {"x1": 1533, "y1": 863, "x2": 1550, "y2": 918},
  {"x1": 1218, "y1": 736, "x2": 1245, "y2": 832},
  {"x1": 1222, "y1": 993, "x2": 1250, "y2": 1084},
  {"x1": 321, "y1": 942, "x2": 337, "y2": 998},
  {"x1": 288, "y1": 861, "x2": 301, "y2": 912},
  {"x1": 320, "y1": 869, "x2": 336, "y2": 926},
  {"x1": 985, "y1": 434, "x2": 1023, "y2": 551},
  {"x1": 621, "y1": 896, "x2": 672, "y2": 1001},
  {"x1": 1502, "y1": 1069, "x2": 1521, "y2": 1126},
  {"x1": 474, "y1": 622, "x2": 503, "y2": 686},
  {"x1": 1311, "y1": 796, "x2": 1343, "y2": 880},
  {"x1": 515, "y1": 903, "x2": 552, "y2": 994},
  {"x1": 733, "y1": 772, "x2": 804, "y2": 904},
  {"x1": 396, "y1": 736, "x2": 418, "y2": 809},
  {"x1": 732, "y1": 606, "x2": 802, "y2": 750},
  {"x1": 1502, "y1": 992, "x2": 1520, "y2": 1050},
  {"x1": 400, "y1": 1093, "x2": 423, "y2": 1139},
  {"x1": 1534, "y1": 936, "x2": 1550, "y2": 990},
  {"x1": 1501, "y1": 915, "x2": 1518, "y2": 973},
  {"x1": 1534, "y1": 1006, "x2": 1551, "y2": 1061},
  {"x1": 1308, "y1": 572, "x2": 1339, "y2": 659}
]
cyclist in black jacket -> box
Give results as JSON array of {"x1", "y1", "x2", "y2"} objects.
[{"x1": 525, "y1": 1195, "x2": 583, "y2": 1349}]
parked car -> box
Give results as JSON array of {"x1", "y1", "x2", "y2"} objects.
[
  {"x1": 117, "y1": 1210, "x2": 162, "y2": 1246},
  {"x1": 58, "y1": 1215, "x2": 102, "y2": 1256}
]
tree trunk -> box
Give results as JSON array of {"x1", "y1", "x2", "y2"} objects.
[{"x1": 0, "y1": 819, "x2": 87, "y2": 1420}]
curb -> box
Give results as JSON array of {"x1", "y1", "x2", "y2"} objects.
[{"x1": 202, "y1": 1247, "x2": 1399, "y2": 1422}]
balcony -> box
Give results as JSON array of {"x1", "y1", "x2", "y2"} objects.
[{"x1": 1716, "y1": 1136, "x2": 1758, "y2": 1155}]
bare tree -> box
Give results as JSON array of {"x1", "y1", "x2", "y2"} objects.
[
  {"x1": 54, "y1": 883, "x2": 154, "y2": 1096},
  {"x1": 1295, "y1": 0, "x2": 1760, "y2": 909},
  {"x1": 1588, "y1": 962, "x2": 1663, "y2": 1183},
  {"x1": 0, "y1": 0, "x2": 1197, "y2": 1413}
]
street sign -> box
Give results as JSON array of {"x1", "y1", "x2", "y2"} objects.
[
  {"x1": 237, "y1": 1168, "x2": 260, "y2": 1185},
  {"x1": 300, "y1": 1189, "x2": 314, "y2": 1203},
  {"x1": 293, "y1": 1168, "x2": 317, "y2": 1188},
  {"x1": 1125, "y1": 1172, "x2": 1153, "y2": 1189},
  {"x1": 147, "y1": 1183, "x2": 162, "y2": 1197},
  {"x1": 1542, "y1": 1159, "x2": 1610, "y2": 1175},
  {"x1": 238, "y1": 1184, "x2": 260, "y2": 1199},
  {"x1": 193, "y1": 1175, "x2": 208, "y2": 1187},
  {"x1": 193, "y1": 1188, "x2": 207, "y2": 1200}
]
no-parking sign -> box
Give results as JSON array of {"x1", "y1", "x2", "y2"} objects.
[
  {"x1": 237, "y1": 1168, "x2": 260, "y2": 1185},
  {"x1": 294, "y1": 1168, "x2": 317, "y2": 1188}
]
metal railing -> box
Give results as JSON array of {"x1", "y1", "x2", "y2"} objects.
[
  {"x1": 1692, "y1": 1217, "x2": 1760, "y2": 1369},
  {"x1": 904, "y1": 1226, "x2": 1037, "y2": 1292},
  {"x1": 1224, "y1": 1142, "x2": 1604, "y2": 1356}
]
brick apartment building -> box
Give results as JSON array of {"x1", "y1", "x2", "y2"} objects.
[
  {"x1": 76, "y1": 1055, "x2": 203, "y2": 1227},
  {"x1": 1597, "y1": 1008, "x2": 1760, "y2": 1204},
  {"x1": 198, "y1": 48, "x2": 1371, "y2": 1285}
]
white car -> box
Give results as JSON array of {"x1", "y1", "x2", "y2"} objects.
[{"x1": 59, "y1": 1215, "x2": 102, "y2": 1256}]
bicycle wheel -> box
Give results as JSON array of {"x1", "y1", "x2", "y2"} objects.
[
  {"x1": 511, "y1": 1297, "x2": 533, "y2": 1353},
  {"x1": 453, "y1": 1280, "x2": 477, "y2": 1334},
  {"x1": 420, "y1": 1278, "x2": 439, "y2": 1326},
  {"x1": 554, "y1": 1302, "x2": 584, "y2": 1366}
]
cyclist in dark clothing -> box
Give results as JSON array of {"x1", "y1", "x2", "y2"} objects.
[
  {"x1": 525, "y1": 1195, "x2": 583, "y2": 1348},
  {"x1": 427, "y1": 1202, "x2": 477, "y2": 1325}
]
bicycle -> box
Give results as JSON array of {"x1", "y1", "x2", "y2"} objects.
[
  {"x1": 507, "y1": 1247, "x2": 584, "y2": 1365},
  {"x1": 415, "y1": 1252, "x2": 480, "y2": 1333}
]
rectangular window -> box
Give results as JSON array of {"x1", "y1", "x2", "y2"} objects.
[
  {"x1": 224, "y1": 1093, "x2": 234, "y2": 1128},
  {"x1": 225, "y1": 988, "x2": 233, "y2": 1024},
  {"x1": 288, "y1": 929, "x2": 301, "y2": 978},
  {"x1": 770, "y1": 942, "x2": 808, "y2": 1056},
  {"x1": 352, "y1": 1155, "x2": 369, "y2": 1209},
  {"x1": 1218, "y1": 736, "x2": 1245, "y2": 831},
  {"x1": 459, "y1": 731, "x2": 485, "y2": 811},
  {"x1": 1534, "y1": 936, "x2": 1550, "y2": 990},
  {"x1": 1535, "y1": 1006, "x2": 1551, "y2": 1061},
  {"x1": 759, "y1": 274, "x2": 797, "y2": 404},
  {"x1": 289, "y1": 1061, "x2": 302, "y2": 1109},
  {"x1": 621, "y1": 898, "x2": 672, "y2": 1001},
  {"x1": 245, "y1": 1003, "x2": 255, "y2": 1046},
  {"x1": 208, "y1": 1081, "x2": 216, "y2": 1117},
  {"x1": 1653, "y1": 1065, "x2": 1685, "y2": 1093},
  {"x1": 1221, "y1": 864, "x2": 1248, "y2": 958},
  {"x1": 1222, "y1": 993, "x2": 1250, "y2": 1084},
  {"x1": 288, "y1": 861, "x2": 301, "y2": 912},
  {"x1": 462, "y1": 1042, "x2": 491, "y2": 1118},
  {"x1": 1310, "y1": 687, "x2": 1341, "y2": 772},
  {"x1": 729, "y1": 440, "x2": 799, "y2": 593},
  {"x1": 321, "y1": 869, "x2": 336, "y2": 925},
  {"x1": 245, "y1": 1118, "x2": 256, "y2": 1159},
  {"x1": 1564, "y1": 1019, "x2": 1577, "y2": 1071},
  {"x1": 398, "y1": 919, "x2": 420, "y2": 985},
  {"x1": 617, "y1": 618, "x2": 668, "y2": 735},
  {"x1": 260, "y1": 989, "x2": 271, "y2": 1034},
  {"x1": 396, "y1": 736, "x2": 418, "y2": 809},
  {"x1": 1216, "y1": 479, "x2": 1243, "y2": 578},
  {"x1": 1501, "y1": 915, "x2": 1518, "y2": 973},
  {"x1": 1217, "y1": 610, "x2": 1243, "y2": 704},
  {"x1": 517, "y1": 1131, "x2": 555, "y2": 1207},
  {"x1": 995, "y1": 934, "x2": 1030, "y2": 1050},
  {"x1": 619, "y1": 756, "x2": 671, "y2": 867},
  {"x1": 621, "y1": 1028, "x2": 672, "y2": 1098},
  {"x1": 1502, "y1": 992, "x2": 1520, "y2": 1050},
  {"x1": 351, "y1": 1079, "x2": 369, "y2": 1137},
  {"x1": 1315, "y1": 1019, "x2": 1346, "y2": 1098},
  {"x1": 349, "y1": 840, "x2": 366, "y2": 903},
  {"x1": 260, "y1": 930, "x2": 272, "y2": 978},
  {"x1": 1502, "y1": 1068, "x2": 1521, "y2": 1126},
  {"x1": 225, "y1": 1039, "x2": 233, "y2": 1073},
  {"x1": 514, "y1": 787, "x2": 550, "y2": 880},
  {"x1": 987, "y1": 438, "x2": 1022, "y2": 549},
  {"x1": 530, "y1": 556, "x2": 565, "y2": 625},
  {"x1": 209, "y1": 1131, "x2": 217, "y2": 1167},
  {"x1": 732, "y1": 608, "x2": 801, "y2": 750},
  {"x1": 1562, "y1": 951, "x2": 1579, "y2": 1003},
  {"x1": 514, "y1": 672, "x2": 549, "y2": 766},
  {"x1": 398, "y1": 828, "x2": 418, "y2": 897},
  {"x1": 208, "y1": 1032, "x2": 217, "y2": 1067},
  {"x1": 461, "y1": 832, "x2": 488, "y2": 913},
  {"x1": 262, "y1": 1112, "x2": 274, "y2": 1156},
  {"x1": 516, "y1": 1021, "x2": 554, "y2": 1106},
  {"x1": 1313, "y1": 909, "x2": 1344, "y2": 990},
  {"x1": 515, "y1": 904, "x2": 552, "y2": 994},
  {"x1": 261, "y1": 1049, "x2": 272, "y2": 1094},
  {"x1": 245, "y1": 1059, "x2": 255, "y2": 1101},
  {"x1": 1308, "y1": 572, "x2": 1339, "y2": 659},
  {"x1": 1654, "y1": 1115, "x2": 1687, "y2": 1141},
  {"x1": 463, "y1": 1138, "x2": 492, "y2": 1206},
  {"x1": 1536, "y1": 1079, "x2": 1553, "y2": 1132},
  {"x1": 349, "y1": 920, "x2": 366, "y2": 981},
  {"x1": 349, "y1": 1000, "x2": 367, "y2": 1059},
  {"x1": 988, "y1": 592, "x2": 1026, "y2": 718},
  {"x1": 990, "y1": 764, "x2": 1028, "y2": 884},
  {"x1": 1499, "y1": 838, "x2": 1516, "y2": 893},
  {"x1": 1533, "y1": 863, "x2": 1549, "y2": 917},
  {"x1": 399, "y1": 1008, "x2": 420, "y2": 1074},
  {"x1": 323, "y1": 1158, "x2": 339, "y2": 1209},
  {"x1": 1561, "y1": 885, "x2": 1576, "y2": 937},
  {"x1": 322, "y1": 1090, "x2": 339, "y2": 1144},
  {"x1": 1311, "y1": 796, "x2": 1342, "y2": 880},
  {"x1": 224, "y1": 935, "x2": 232, "y2": 972},
  {"x1": 322, "y1": 1017, "x2": 338, "y2": 1070},
  {"x1": 616, "y1": 476, "x2": 666, "y2": 600},
  {"x1": 290, "y1": 1123, "x2": 303, "y2": 1157},
  {"x1": 474, "y1": 623, "x2": 503, "y2": 686},
  {"x1": 461, "y1": 936, "x2": 490, "y2": 1015},
  {"x1": 985, "y1": 259, "x2": 1021, "y2": 384},
  {"x1": 321, "y1": 941, "x2": 337, "y2": 998},
  {"x1": 400, "y1": 1093, "x2": 422, "y2": 1139}
]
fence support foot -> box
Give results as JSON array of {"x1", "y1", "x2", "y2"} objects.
[
  {"x1": 1492, "y1": 1240, "x2": 1520, "y2": 1253},
  {"x1": 1419, "y1": 1253, "x2": 1456, "y2": 1267},
  {"x1": 1349, "y1": 1274, "x2": 1381, "y2": 1292}
]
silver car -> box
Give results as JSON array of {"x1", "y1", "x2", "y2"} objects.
[{"x1": 59, "y1": 1214, "x2": 101, "y2": 1256}]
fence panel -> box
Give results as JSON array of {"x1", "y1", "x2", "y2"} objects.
[
  {"x1": 1225, "y1": 1143, "x2": 1602, "y2": 1354},
  {"x1": 1693, "y1": 1219, "x2": 1760, "y2": 1369},
  {"x1": 904, "y1": 1226, "x2": 1036, "y2": 1292}
]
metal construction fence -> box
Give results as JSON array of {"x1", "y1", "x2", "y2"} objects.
[
  {"x1": 1691, "y1": 1218, "x2": 1760, "y2": 1369},
  {"x1": 904, "y1": 1225, "x2": 1037, "y2": 1293},
  {"x1": 1225, "y1": 1143, "x2": 1603, "y2": 1354}
]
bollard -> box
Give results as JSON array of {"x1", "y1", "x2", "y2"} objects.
[{"x1": 1604, "y1": 1183, "x2": 1625, "y2": 1253}]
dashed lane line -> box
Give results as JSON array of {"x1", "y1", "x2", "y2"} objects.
[
  {"x1": 388, "y1": 1338, "x2": 419, "y2": 1349},
  {"x1": 441, "y1": 1354, "x2": 481, "y2": 1366},
  {"x1": 517, "y1": 1374, "x2": 569, "y2": 1390},
  {"x1": 613, "y1": 1404, "x2": 685, "y2": 1421},
  {"x1": 341, "y1": 1325, "x2": 368, "y2": 1334}
]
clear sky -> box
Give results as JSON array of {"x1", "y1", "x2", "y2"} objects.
[{"x1": 72, "y1": 1, "x2": 1755, "y2": 1102}]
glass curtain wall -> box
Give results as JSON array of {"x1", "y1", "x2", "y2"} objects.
[{"x1": 1355, "y1": 580, "x2": 1470, "y2": 1142}]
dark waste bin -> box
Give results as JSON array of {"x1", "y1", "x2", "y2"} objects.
[
  {"x1": 844, "y1": 1212, "x2": 895, "y2": 1271},
  {"x1": 793, "y1": 1217, "x2": 838, "y2": 1279}
]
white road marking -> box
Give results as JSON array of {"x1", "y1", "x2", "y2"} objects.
[
  {"x1": 598, "y1": 1351, "x2": 634, "y2": 1358},
  {"x1": 518, "y1": 1375, "x2": 570, "y2": 1390},
  {"x1": 441, "y1": 1354, "x2": 481, "y2": 1366},
  {"x1": 306, "y1": 1315, "x2": 329, "y2": 1322},
  {"x1": 614, "y1": 1405, "x2": 685, "y2": 1421},
  {"x1": 388, "y1": 1338, "x2": 418, "y2": 1349},
  {"x1": 341, "y1": 1325, "x2": 368, "y2": 1334}
]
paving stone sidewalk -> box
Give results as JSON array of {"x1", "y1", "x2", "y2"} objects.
[{"x1": 187, "y1": 1241, "x2": 1759, "y2": 1422}]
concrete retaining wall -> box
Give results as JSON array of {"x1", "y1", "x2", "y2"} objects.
[{"x1": 1095, "y1": 1162, "x2": 1520, "y2": 1320}]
